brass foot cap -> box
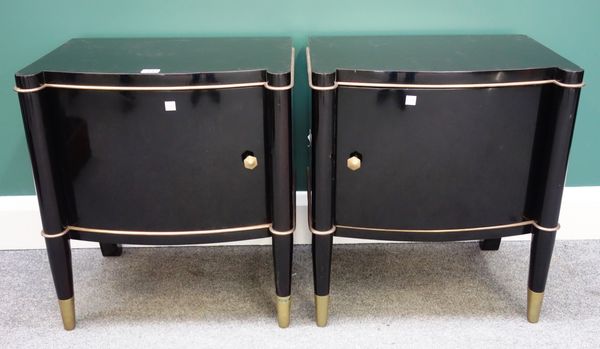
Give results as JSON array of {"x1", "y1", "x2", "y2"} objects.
[
  {"x1": 58, "y1": 297, "x2": 76, "y2": 331},
  {"x1": 315, "y1": 295, "x2": 330, "y2": 327},
  {"x1": 527, "y1": 289, "x2": 544, "y2": 323},
  {"x1": 276, "y1": 296, "x2": 291, "y2": 328}
]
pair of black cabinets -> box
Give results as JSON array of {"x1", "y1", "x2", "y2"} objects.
[{"x1": 15, "y1": 36, "x2": 583, "y2": 330}]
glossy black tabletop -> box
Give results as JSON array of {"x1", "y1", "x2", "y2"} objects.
[
  {"x1": 308, "y1": 35, "x2": 583, "y2": 86},
  {"x1": 16, "y1": 37, "x2": 293, "y2": 89}
]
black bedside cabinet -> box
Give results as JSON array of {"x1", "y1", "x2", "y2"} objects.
[
  {"x1": 307, "y1": 35, "x2": 583, "y2": 326},
  {"x1": 15, "y1": 37, "x2": 295, "y2": 329}
]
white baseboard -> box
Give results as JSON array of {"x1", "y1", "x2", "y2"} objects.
[{"x1": 1, "y1": 187, "x2": 599, "y2": 250}]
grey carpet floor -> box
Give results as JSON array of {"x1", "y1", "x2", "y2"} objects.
[{"x1": 1, "y1": 240, "x2": 599, "y2": 348}]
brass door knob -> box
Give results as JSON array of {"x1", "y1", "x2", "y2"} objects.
[
  {"x1": 347, "y1": 156, "x2": 361, "y2": 171},
  {"x1": 243, "y1": 155, "x2": 258, "y2": 170}
]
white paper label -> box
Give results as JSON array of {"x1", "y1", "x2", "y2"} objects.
[
  {"x1": 140, "y1": 68, "x2": 161, "y2": 74},
  {"x1": 405, "y1": 95, "x2": 417, "y2": 106},
  {"x1": 164, "y1": 101, "x2": 176, "y2": 111}
]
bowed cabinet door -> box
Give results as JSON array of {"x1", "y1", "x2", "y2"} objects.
[
  {"x1": 49, "y1": 86, "x2": 269, "y2": 231},
  {"x1": 335, "y1": 86, "x2": 543, "y2": 233}
]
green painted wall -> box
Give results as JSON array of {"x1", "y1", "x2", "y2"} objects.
[{"x1": 1, "y1": 0, "x2": 599, "y2": 195}]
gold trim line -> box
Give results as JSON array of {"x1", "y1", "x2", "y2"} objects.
[
  {"x1": 335, "y1": 80, "x2": 585, "y2": 90},
  {"x1": 63, "y1": 223, "x2": 271, "y2": 236},
  {"x1": 335, "y1": 220, "x2": 560, "y2": 234},
  {"x1": 532, "y1": 222, "x2": 561, "y2": 232},
  {"x1": 14, "y1": 49, "x2": 294, "y2": 93},
  {"x1": 14, "y1": 82, "x2": 266, "y2": 93},
  {"x1": 269, "y1": 226, "x2": 295, "y2": 236},
  {"x1": 310, "y1": 226, "x2": 336, "y2": 236},
  {"x1": 41, "y1": 228, "x2": 70, "y2": 238},
  {"x1": 306, "y1": 47, "x2": 585, "y2": 90}
]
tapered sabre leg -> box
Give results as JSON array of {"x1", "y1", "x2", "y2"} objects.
[
  {"x1": 527, "y1": 229, "x2": 556, "y2": 323},
  {"x1": 313, "y1": 234, "x2": 333, "y2": 327},
  {"x1": 45, "y1": 236, "x2": 76, "y2": 330},
  {"x1": 272, "y1": 234, "x2": 293, "y2": 328}
]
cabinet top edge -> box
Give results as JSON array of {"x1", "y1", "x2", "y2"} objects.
[
  {"x1": 308, "y1": 35, "x2": 583, "y2": 87},
  {"x1": 15, "y1": 37, "x2": 293, "y2": 89}
]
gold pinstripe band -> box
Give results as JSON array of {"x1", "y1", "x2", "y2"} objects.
[
  {"x1": 41, "y1": 220, "x2": 560, "y2": 238},
  {"x1": 532, "y1": 222, "x2": 561, "y2": 232},
  {"x1": 310, "y1": 220, "x2": 561, "y2": 236},
  {"x1": 336, "y1": 220, "x2": 534, "y2": 233},
  {"x1": 41, "y1": 223, "x2": 274, "y2": 238},
  {"x1": 15, "y1": 49, "x2": 295, "y2": 93},
  {"x1": 40, "y1": 228, "x2": 70, "y2": 238},
  {"x1": 310, "y1": 226, "x2": 337, "y2": 236},
  {"x1": 306, "y1": 47, "x2": 585, "y2": 91},
  {"x1": 269, "y1": 226, "x2": 295, "y2": 236},
  {"x1": 14, "y1": 81, "x2": 266, "y2": 93}
]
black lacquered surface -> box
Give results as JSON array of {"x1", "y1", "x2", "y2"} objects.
[
  {"x1": 308, "y1": 34, "x2": 584, "y2": 321},
  {"x1": 17, "y1": 37, "x2": 296, "y2": 326},
  {"x1": 335, "y1": 86, "x2": 540, "y2": 231},
  {"x1": 309, "y1": 35, "x2": 583, "y2": 86},
  {"x1": 43, "y1": 87, "x2": 269, "y2": 231},
  {"x1": 16, "y1": 37, "x2": 292, "y2": 89}
]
